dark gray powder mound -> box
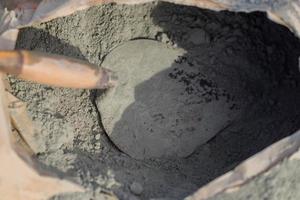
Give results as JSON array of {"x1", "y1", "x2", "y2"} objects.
[
  {"x1": 12, "y1": 2, "x2": 300, "y2": 200},
  {"x1": 96, "y1": 39, "x2": 244, "y2": 159}
]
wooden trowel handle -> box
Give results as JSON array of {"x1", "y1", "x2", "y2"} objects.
[{"x1": 0, "y1": 50, "x2": 117, "y2": 89}]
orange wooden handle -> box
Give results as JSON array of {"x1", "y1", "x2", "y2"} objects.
[{"x1": 0, "y1": 50, "x2": 117, "y2": 89}]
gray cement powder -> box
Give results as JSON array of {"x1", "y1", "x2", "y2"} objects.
[
  {"x1": 12, "y1": 2, "x2": 300, "y2": 200},
  {"x1": 97, "y1": 39, "x2": 241, "y2": 159}
]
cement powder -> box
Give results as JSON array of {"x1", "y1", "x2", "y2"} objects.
[
  {"x1": 97, "y1": 39, "x2": 242, "y2": 159},
  {"x1": 12, "y1": 2, "x2": 300, "y2": 200}
]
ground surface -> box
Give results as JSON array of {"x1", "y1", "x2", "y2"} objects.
[
  {"x1": 211, "y1": 159, "x2": 300, "y2": 200},
  {"x1": 12, "y1": 2, "x2": 300, "y2": 200}
]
